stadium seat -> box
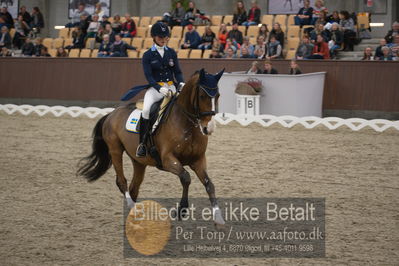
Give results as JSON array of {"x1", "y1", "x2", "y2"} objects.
[
  {"x1": 302, "y1": 25, "x2": 314, "y2": 35},
  {"x1": 68, "y1": 49, "x2": 80, "y2": 57},
  {"x1": 286, "y1": 38, "x2": 300, "y2": 50},
  {"x1": 80, "y1": 49, "x2": 91, "y2": 58},
  {"x1": 63, "y1": 38, "x2": 73, "y2": 47},
  {"x1": 132, "y1": 16, "x2": 140, "y2": 26},
  {"x1": 171, "y1": 26, "x2": 183, "y2": 38},
  {"x1": 132, "y1": 37, "x2": 143, "y2": 49},
  {"x1": 42, "y1": 38, "x2": 53, "y2": 49},
  {"x1": 128, "y1": 50, "x2": 139, "y2": 58},
  {"x1": 211, "y1": 15, "x2": 222, "y2": 26},
  {"x1": 285, "y1": 49, "x2": 296, "y2": 59},
  {"x1": 167, "y1": 38, "x2": 180, "y2": 50},
  {"x1": 48, "y1": 49, "x2": 57, "y2": 57},
  {"x1": 275, "y1": 15, "x2": 287, "y2": 26},
  {"x1": 246, "y1": 26, "x2": 259, "y2": 37},
  {"x1": 357, "y1": 13, "x2": 370, "y2": 29},
  {"x1": 91, "y1": 49, "x2": 98, "y2": 58},
  {"x1": 202, "y1": 49, "x2": 212, "y2": 59},
  {"x1": 210, "y1": 26, "x2": 219, "y2": 34},
  {"x1": 136, "y1": 27, "x2": 147, "y2": 38},
  {"x1": 150, "y1": 16, "x2": 162, "y2": 25},
  {"x1": 287, "y1": 15, "x2": 296, "y2": 26},
  {"x1": 196, "y1": 26, "x2": 206, "y2": 36},
  {"x1": 189, "y1": 49, "x2": 202, "y2": 58},
  {"x1": 177, "y1": 49, "x2": 190, "y2": 58},
  {"x1": 223, "y1": 15, "x2": 233, "y2": 24},
  {"x1": 138, "y1": 50, "x2": 144, "y2": 58},
  {"x1": 53, "y1": 38, "x2": 64, "y2": 49},
  {"x1": 280, "y1": 26, "x2": 287, "y2": 34},
  {"x1": 122, "y1": 38, "x2": 132, "y2": 45},
  {"x1": 139, "y1": 16, "x2": 151, "y2": 27},
  {"x1": 85, "y1": 38, "x2": 95, "y2": 49},
  {"x1": 261, "y1": 15, "x2": 274, "y2": 26},
  {"x1": 58, "y1": 28, "x2": 69, "y2": 39},
  {"x1": 287, "y1": 26, "x2": 300, "y2": 39},
  {"x1": 249, "y1": 37, "x2": 256, "y2": 45},
  {"x1": 9, "y1": 28, "x2": 16, "y2": 39},
  {"x1": 238, "y1": 26, "x2": 246, "y2": 35},
  {"x1": 143, "y1": 38, "x2": 153, "y2": 49}
]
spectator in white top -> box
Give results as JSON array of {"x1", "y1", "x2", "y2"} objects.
[
  {"x1": 67, "y1": 3, "x2": 89, "y2": 28},
  {"x1": 87, "y1": 15, "x2": 101, "y2": 38},
  {"x1": 94, "y1": 3, "x2": 105, "y2": 21}
]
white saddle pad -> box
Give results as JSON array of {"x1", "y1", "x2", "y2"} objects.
[{"x1": 125, "y1": 109, "x2": 141, "y2": 133}]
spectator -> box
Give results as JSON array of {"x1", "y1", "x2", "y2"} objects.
[
  {"x1": 110, "y1": 34, "x2": 136, "y2": 57},
  {"x1": 98, "y1": 34, "x2": 112, "y2": 57},
  {"x1": 247, "y1": 61, "x2": 262, "y2": 74},
  {"x1": 227, "y1": 23, "x2": 243, "y2": 45},
  {"x1": 241, "y1": 36, "x2": 254, "y2": 56},
  {"x1": 169, "y1": 1, "x2": 185, "y2": 27},
  {"x1": 268, "y1": 23, "x2": 285, "y2": 48},
  {"x1": 233, "y1": 1, "x2": 247, "y2": 25},
  {"x1": 39, "y1": 46, "x2": 51, "y2": 57},
  {"x1": 243, "y1": 0, "x2": 261, "y2": 26},
  {"x1": 33, "y1": 38, "x2": 45, "y2": 56},
  {"x1": 77, "y1": 14, "x2": 90, "y2": 35},
  {"x1": 65, "y1": 28, "x2": 85, "y2": 50},
  {"x1": 389, "y1": 35, "x2": 399, "y2": 55},
  {"x1": 94, "y1": 3, "x2": 105, "y2": 21},
  {"x1": 378, "y1": 46, "x2": 393, "y2": 61},
  {"x1": 253, "y1": 35, "x2": 266, "y2": 59},
  {"x1": 312, "y1": 0, "x2": 328, "y2": 25},
  {"x1": 19, "y1": 6, "x2": 32, "y2": 25},
  {"x1": 361, "y1": 47, "x2": 374, "y2": 60},
  {"x1": 295, "y1": 35, "x2": 314, "y2": 59},
  {"x1": 224, "y1": 47, "x2": 237, "y2": 59},
  {"x1": 56, "y1": 47, "x2": 68, "y2": 57},
  {"x1": 182, "y1": 1, "x2": 204, "y2": 26},
  {"x1": 309, "y1": 34, "x2": 330, "y2": 59},
  {"x1": 295, "y1": 0, "x2": 313, "y2": 26},
  {"x1": 181, "y1": 24, "x2": 201, "y2": 49},
  {"x1": 223, "y1": 38, "x2": 237, "y2": 55},
  {"x1": 0, "y1": 26, "x2": 12, "y2": 49},
  {"x1": 0, "y1": 16, "x2": 7, "y2": 29},
  {"x1": 240, "y1": 47, "x2": 253, "y2": 58},
  {"x1": 375, "y1": 39, "x2": 387, "y2": 58},
  {"x1": 265, "y1": 35, "x2": 282, "y2": 60},
  {"x1": 30, "y1": 7, "x2": 45, "y2": 35},
  {"x1": 310, "y1": 23, "x2": 331, "y2": 43},
  {"x1": 13, "y1": 15, "x2": 30, "y2": 49},
  {"x1": 329, "y1": 22, "x2": 343, "y2": 59},
  {"x1": 385, "y1": 21, "x2": 399, "y2": 44},
  {"x1": 258, "y1": 24, "x2": 269, "y2": 40},
  {"x1": 315, "y1": 10, "x2": 328, "y2": 25},
  {"x1": 198, "y1": 26, "x2": 215, "y2": 50},
  {"x1": 327, "y1": 11, "x2": 340, "y2": 24},
  {"x1": 209, "y1": 48, "x2": 222, "y2": 58},
  {"x1": 21, "y1": 38, "x2": 35, "y2": 56},
  {"x1": 87, "y1": 14, "x2": 101, "y2": 38},
  {"x1": 121, "y1": 14, "x2": 137, "y2": 38},
  {"x1": 218, "y1": 23, "x2": 228, "y2": 48},
  {"x1": 101, "y1": 15, "x2": 111, "y2": 28},
  {"x1": 263, "y1": 60, "x2": 278, "y2": 74},
  {"x1": 339, "y1": 10, "x2": 356, "y2": 51},
  {"x1": 97, "y1": 23, "x2": 115, "y2": 44},
  {"x1": 0, "y1": 7, "x2": 14, "y2": 28},
  {"x1": 111, "y1": 15, "x2": 122, "y2": 33},
  {"x1": 289, "y1": 60, "x2": 302, "y2": 74},
  {"x1": 66, "y1": 3, "x2": 89, "y2": 28},
  {"x1": 0, "y1": 46, "x2": 12, "y2": 56},
  {"x1": 212, "y1": 39, "x2": 222, "y2": 52}
]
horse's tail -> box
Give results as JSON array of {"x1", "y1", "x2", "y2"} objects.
[{"x1": 77, "y1": 114, "x2": 112, "y2": 182}]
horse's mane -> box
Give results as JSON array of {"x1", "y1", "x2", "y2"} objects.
[{"x1": 178, "y1": 72, "x2": 199, "y2": 105}]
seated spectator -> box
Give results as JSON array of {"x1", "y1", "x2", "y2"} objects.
[
  {"x1": 378, "y1": 46, "x2": 393, "y2": 61},
  {"x1": 218, "y1": 24, "x2": 228, "y2": 49},
  {"x1": 243, "y1": 0, "x2": 261, "y2": 26},
  {"x1": 111, "y1": 15, "x2": 122, "y2": 33},
  {"x1": 121, "y1": 14, "x2": 137, "y2": 38},
  {"x1": 309, "y1": 34, "x2": 330, "y2": 59},
  {"x1": 0, "y1": 46, "x2": 13, "y2": 57},
  {"x1": 265, "y1": 35, "x2": 283, "y2": 60},
  {"x1": 96, "y1": 24, "x2": 115, "y2": 45},
  {"x1": 327, "y1": 11, "x2": 340, "y2": 24},
  {"x1": 65, "y1": 28, "x2": 85, "y2": 50},
  {"x1": 253, "y1": 35, "x2": 266, "y2": 59},
  {"x1": 168, "y1": 1, "x2": 185, "y2": 27},
  {"x1": 315, "y1": 10, "x2": 328, "y2": 25},
  {"x1": 182, "y1": 1, "x2": 205, "y2": 26},
  {"x1": 268, "y1": 23, "x2": 285, "y2": 48},
  {"x1": 1, "y1": 7, "x2": 14, "y2": 28},
  {"x1": 0, "y1": 26, "x2": 12, "y2": 49},
  {"x1": 385, "y1": 21, "x2": 399, "y2": 44},
  {"x1": 312, "y1": 0, "x2": 328, "y2": 25},
  {"x1": 295, "y1": 35, "x2": 314, "y2": 59},
  {"x1": 389, "y1": 35, "x2": 399, "y2": 55},
  {"x1": 295, "y1": 0, "x2": 313, "y2": 26},
  {"x1": 375, "y1": 39, "x2": 387, "y2": 58},
  {"x1": 77, "y1": 14, "x2": 90, "y2": 35},
  {"x1": 0, "y1": 17, "x2": 8, "y2": 30},
  {"x1": 198, "y1": 26, "x2": 215, "y2": 50},
  {"x1": 98, "y1": 34, "x2": 112, "y2": 57},
  {"x1": 181, "y1": 24, "x2": 201, "y2": 49},
  {"x1": 101, "y1": 15, "x2": 111, "y2": 28},
  {"x1": 329, "y1": 22, "x2": 343, "y2": 59},
  {"x1": 361, "y1": 47, "x2": 374, "y2": 60},
  {"x1": 339, "y1": 10, "x2": 356, "y2": 51},
  {"x1": 33, "y1": 38, "x2": 45, "y2": 56},
  {"x1": 39, "y1": 46, "x2": 51, "y2": 57},
  {"x1": 227, "y1": 23, "x2": 244, "y2": 45},
  {"x1": 247, "y1": 61, "x2": 262, "y2": 74},
  {"x1": 240, "y1": 47, "x2": 253, "y2": 58},
  {"x1": 240, "y1": 36, "x2": 254, "y2": 57},
  {"x1": 56, "y1": 47, "x2": 68, "y2": 57},
  {"x1": 289, "y1": 60, "x2": 302, "y2": 75},
  {"x1": 66, "y1": 3, "x2": 89, "y2": 28},
  {"x1": 258, "y1": 24, "x2": 269, "y2": 40},
  {"x1": 87, "y1": 14, "x2": 101, "y2": 38},
  {"x1": 233, "y1": 1, "x2": 247, "y2": 26},
  {"x1": 19, "y1": 6, "x2": 32, "y2": 25},
  {"x1": 223, "y1": 38, "x2": 238, "y2": 55},
  {"x1": 263, "y1": 60, "x2": 278, "y2": 74},
  {"x1": 209, "y1": 49, "x2": 222, "y2": 58},
  {"x1": 109, "y1": 34, "x2": 136, "y2": 57},
  {"x1": 21, "y1": 38, "x2": 35, "y2": 56},
  {"x1": 13, "y1": 15, "x2": 31, "y2": 49},
  {"x1": 224, "y1": 47, "x2": 237, "y2": 59},
  {"x1": 212, "y1": 39, "x2": 222, "y2": 53},
  {"x1": 30, "y1": 7, "x2": 45, "y2": 35},
  {"x1": 310, "y1": 23, "x2": 331, "y2": 43},
  {"x1": 94, "y1": 3, "x2": 105, "y2": 21}
]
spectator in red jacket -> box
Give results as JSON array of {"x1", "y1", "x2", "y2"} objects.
[
  {"x1": 309, "y1": 34, "x2": 330, "y2": 59},
  {"x1": 121, "y1": 14, "x2": 137, "y2": 38},
  {"x1": 242, "y1": 0, "x2": 261, "y2": 26}
]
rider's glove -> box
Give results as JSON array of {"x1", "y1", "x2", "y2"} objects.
[
  {"x1": 159, "y1": 86, "x2": 170, "y2": 96},
  {"x1": 178, "y1": 82, "x2": 185, "y2": 91}
]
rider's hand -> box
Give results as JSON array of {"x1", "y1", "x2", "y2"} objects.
[
  {"x1": 159, "y1": 86, "x2": 170, "y2": 96},
  {"x1": 178, "y1": 82, "x2": 185, "y2": 91}
]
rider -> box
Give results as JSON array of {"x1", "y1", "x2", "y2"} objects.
[{"x1": 136, "y1": 21, "x2": 184, "y2": 157}]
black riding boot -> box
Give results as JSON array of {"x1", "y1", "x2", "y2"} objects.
[{"x1": 136, "y1": 117, "x2": 150, "y2": 157}]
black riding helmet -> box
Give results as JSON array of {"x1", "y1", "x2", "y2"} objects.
[{"x1": 150, "y1": 22, "x2": 170, "y2": 38}]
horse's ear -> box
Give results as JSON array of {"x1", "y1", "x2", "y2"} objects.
[
  {"x1": 214, "y1": 68, "x2": 225, "y2": 82},
  {"x1": 199, "y1": 68, "x2": 206, "y2": 82}
]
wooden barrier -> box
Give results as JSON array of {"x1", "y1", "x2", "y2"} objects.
[{"x1": 0, "y1": 58, "x2": 398, "y2": 112}]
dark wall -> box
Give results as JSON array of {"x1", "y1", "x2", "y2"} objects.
[{"x1": 1, "y1": 58, "x2": 398, "y2": 112}]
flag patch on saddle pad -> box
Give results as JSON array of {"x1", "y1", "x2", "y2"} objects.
[{"x1": 125, "y1": 109, "x2": 141, "y2": 133}]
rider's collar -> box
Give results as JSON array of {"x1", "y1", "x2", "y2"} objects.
[{"x1": 151, "y1": 44, "x2": 168, "y2": 51}]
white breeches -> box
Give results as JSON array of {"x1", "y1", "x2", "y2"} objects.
[{"x1": 142, "y1": 85, "x2": 176, "y2": 119}]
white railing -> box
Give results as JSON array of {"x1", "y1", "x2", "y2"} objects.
[{"x1": 1, "y1": 104, "x2": 398, "y2": 132}]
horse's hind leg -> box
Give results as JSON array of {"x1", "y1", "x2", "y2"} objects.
[{"x1": 128, "y1": 160, "x2": 146, "y2": 203}]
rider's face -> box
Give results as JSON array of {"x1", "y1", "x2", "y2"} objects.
[{"x1": 154, "y1": 36, "x2": 169, "y2": 47}]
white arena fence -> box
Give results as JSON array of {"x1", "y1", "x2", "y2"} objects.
[{"x1": 1, "y1": 104, "x2": 399, "y2": 133}]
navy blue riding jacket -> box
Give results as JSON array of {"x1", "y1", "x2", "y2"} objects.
[{"x1": 142, "y1": 45, "x2": 184, "y2": 90}]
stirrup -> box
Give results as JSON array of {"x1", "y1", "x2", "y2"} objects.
[{"x1": 136, "y1": 143, "x2": 147, "y2": 157}]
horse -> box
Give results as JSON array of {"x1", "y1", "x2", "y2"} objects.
[{"x1": 77, "y1": 68, "x2": 225, "y2": 225}]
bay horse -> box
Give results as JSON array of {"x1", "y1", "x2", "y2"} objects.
[{"x1": 77, "y1": 68, "x2": 225, "y2": 225}]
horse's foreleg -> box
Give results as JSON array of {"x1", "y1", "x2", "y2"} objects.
[
  {"x1": 190, "y1": 157, "x2": 225, "y2": 225},
  {"x1": 128, "y1": 160, "x2": 146, "y2": 205}
]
